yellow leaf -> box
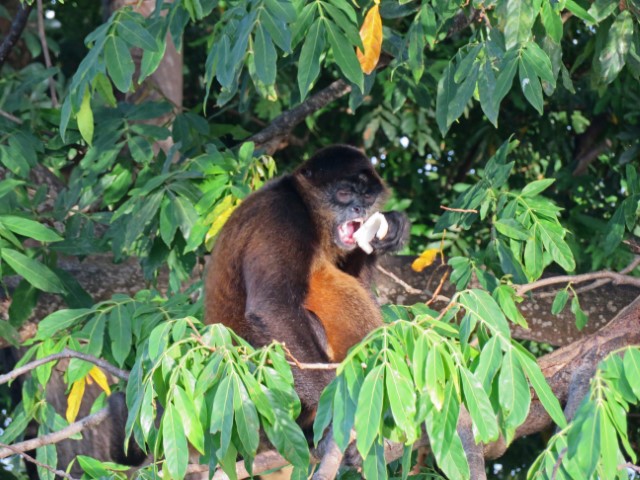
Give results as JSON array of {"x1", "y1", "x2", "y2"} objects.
[
  {"x1": 88, "y1": 366, "x2": 112, "y2": 396},
  {"x1": 205, "y1": 195, "x2": 240, "y2": 248},
  {"x1": 66, "y1": 377, "x2": 86, "y2": 423},
  {"x1": 356, "y1": 4, "x2": 383, "y2": 75},
  {"x1": 411, "y1": 248, "x2": 440, "y2": 272}
]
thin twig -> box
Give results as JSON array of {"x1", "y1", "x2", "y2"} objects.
[
  {"x1": 281, "y1": 343, "x2": 340, "y2": 370},
  {"x1": 0, "y1": 408, "x2": 109, "y2": 459},
  {"x1": 36, "y1": 0, "x2": 58, "y2": 106},
  {"x1": 551, "y1": 447, "x2": 568, "y2": 480},
  {"x1": 0, "y1": 2, "x2": 33, "y2": 70},
  {"x1": 376, "y1": 265, "x2": 422, "y2": 295},
  {"x1": 516, "y1": 270, "x2": 640, "y2": 297},
  {"x1": 426, "y1": 270, "x2": 450, "y2": 306},
  {"x1": 0, "y1": 442, "x2": 80, "y2": 480},
  {"x1": 440, "y1": 205, "x2": 478, "y2": 213},
  {"x1": 0, "y1": 348, "x2": 129, "y2": 385},
  {"x1": 0, "y1": 109, "x2": 23, "y2": 124}
]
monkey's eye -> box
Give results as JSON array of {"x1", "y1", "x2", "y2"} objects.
[
  {"x1": 336, "y1": 190, "x2": 354, "y2": 203},
  {"x1": 363, "y1": 193, "x2": 375, "y2": 203}
]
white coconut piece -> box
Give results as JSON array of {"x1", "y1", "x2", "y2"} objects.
[{"x1": 353, "y1": 212, "x2": 389, "y2": 254}]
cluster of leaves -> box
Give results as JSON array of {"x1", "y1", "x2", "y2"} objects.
[
  {"x1": 124, "y1": 321, "x2": 309, "y2": 480},
  {"x1": 312, "y1": 292, "x2": 566, "y2": 480},
  {"x1": 529, "y1": 347, "x2": 640, "y2": 479},
  {"x1": 437, "y1": 140, "x2": 576, "y2": 284}
]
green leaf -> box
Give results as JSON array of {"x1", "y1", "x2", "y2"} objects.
[
  {"x1": 570, "y1": 295, "x2": 588, "y2": 330},
  {"x1": 459, "y1": 367, "x2": 499, "y2": 443},
  {"x1": 77, "y1": 88, "x2": 94, "y2": 146},
  {"x1": 325, "y1": 19, "x2": 364, "y2": 92},
  {"x1": 522, "y1": 178, "x2": 555, "y2": 197},
  {"x1": 599, "y1": 11, "x2": 634, "y2": 84},
  {"x1": 425, "y1": 347, "x2": 445, "y2": 410},
  {"x1": 519, "y1": 56, "x2": 544, "y2": 115},
  {"x1": 478, "y1": 57, "x2": 498, "y2": 126},
  {"x1": 514, "y1": 345, "x2": 567, "y2": 428},
  {"x1": 436, "y1": 62, "x2": 456, "y2": 135},
  {"x1": 233, "y1": 375, "x2": 260, "y2": 457},
  {"x1": 173, "y1": 385, "x2": 205, "y2": 455},
  {"x1": 385, "y1": 350, "x2": 417, "y2": 437},
  {"x1": 117, "y1": 19, "x2": 159, "y2": 52},
  {"x1": 458, "y1": 289, "x2": 511, "y2": 343},
  {"x1": 298, "y1": 19, "x2": 325, "y2": 98},
  {"x1": 623, "y1": 348, "x2": 640, "y2": 400},
  {"x1": 603, "y1": 205, "x2": 626, "y2": 254},
  {"x1": 504, "y1": 0, "x2": 535, "y2": 50},
  {"x1": 494, "y1": 285, "x2": 527, "y2": 327},
  {"x1": 104, "y1": 35, "x2": 134, "y2": 93},
  {"x1": 494, "y1": 218, "x2": 530, "y2": 241},
  {"x1": 362, "y1": 441, "x2": 387, "y2": 480},
  {"x1": 108, "y1": 303, "x2": 131, "y2": 367},
  {"x1": 475, "y1": 336, "x2": 502, "y2": 392},
  {"x1": 452, "y1": 59, "x2": 480, "y2": 115},
  {"x1": 523, "y1": 42, "x2": 556, "y2": 86},
  {"x1": 1, "y1": 249, "x2": 66, "y2": 293},
  {"x1": 254, "y1": 24, "x2": 277, "y2": 86},
  {"x1": 425, "y1": 383, "x2": 469, "y2": 480},
  {"x1": 551, "y1": 289, "x2": 569, "y2": 315},
  {"x1": 313, "y1": 379, "x2": 336, "y2": 446},
  {"x1": 211, "y1": 373, "x2": 235, "y2": 455},
  {"x1": 163, "y1": 403, "x2": 189, "y2": 480},
  {"x1": 565, "y1": 0, "x2": 596, "y2": 24},
  {"x1": 36, "y1": 442, "x2": 57, "y2": 480},
  {"x1": 355, "y1": 364, "x2": 384, "y2": 457},
  {"x1": 498, "y1": 348, "x2": 530, "y2": 444},
  {"x1": 492, "y1": 49, "x2": 518, "y2": 113},
  {"x1": 541, "y1": 1, "x2": 563, "y2": 43},
  {"x1": 35, "y1": 309, "x2": 91, "y2": 340},
  {"x1": 0, "y1": 216, "x2": 62, "y2": 242},
  {"x1": 538, "y1": 221, "x2": 576, "y2": 271}
]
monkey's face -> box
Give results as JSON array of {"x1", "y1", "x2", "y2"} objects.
[{"x1": 329, "y1": 175, "x2": 385, "y2": 251}]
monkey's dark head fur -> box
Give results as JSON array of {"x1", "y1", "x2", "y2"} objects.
[{"x1": 294, "y1": 145, "x2": 388, "y2": 251}]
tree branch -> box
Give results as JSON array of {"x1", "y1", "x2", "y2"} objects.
[
  {"x1": 36, "y1": 0, "x2": 58, "y2": 107},
  {"x1": 246, "y1": 79, "x2": 352, "y2": 155},
  {"x1": 458, "y1": 407, "x2": 486, "y2": 480},
  {"x1": 0, "y1": 348, "x2": 130, "y2": 385},
  {"x1": 0, "y1": 2, "x2": 33, "y2": 70},
  {"x1": 0, "y1": 442, "x2": 80, "y2": 480},
  {"x1": 515, "y1": 269, "x2": 640, "y2": 297},
  {"x1": 0, "y1": 408, "x2": 109, "y2": 460}
]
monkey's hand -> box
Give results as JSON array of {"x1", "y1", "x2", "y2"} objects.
[{"x1": 370, "y1": 211, "x2": 409, "y2": 254}]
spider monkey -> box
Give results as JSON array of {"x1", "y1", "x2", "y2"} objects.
[{"x1": 205, "y1": 145, "x2": 409, "y2": 427}]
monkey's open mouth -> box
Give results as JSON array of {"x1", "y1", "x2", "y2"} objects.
[{"x1": 338, "y1": 219, "x2": 363, "y2": 245}]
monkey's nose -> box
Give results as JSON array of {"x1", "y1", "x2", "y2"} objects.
[{"x1": 352, "y1": 206, "x2": 364, "y2": 215}]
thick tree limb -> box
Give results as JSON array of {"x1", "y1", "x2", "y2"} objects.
[
  {"x1": 246, "y1": 79, "x2": 352, "y2": 155},
  {"x1": 458, "y1": 407, "x2": 486, "y2": 480},
  {"x1": 0, "y1": 348, "x2": 130, "y2": 384},
  {"x1": 0, "y1": 2, "x2": 33, "y2": 70},
  {"x1": 0, "y1": 408, "x2": 109, "y2": 460}
]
